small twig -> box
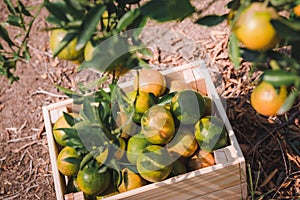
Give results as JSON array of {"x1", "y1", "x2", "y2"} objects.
[
  {"x1": 30, "y1": 89, "x2": 68, "y2": 98},
  {"x1": 4, "y1": 193, "x2": 21, "y2": 200},
  {"x1": 37, "y1": 124, "x2": 45, "y2": 139},
  {"x1": 6, "y1": 135, "x2": 35, "y2": 144},
  {"x1": 13, "y1": 141, "x2": 42, "y2": 153},
  {"x1": 260, "y1": 168, "x2": 278, "y2": 187},
  {"x1": 17, "y1": 121, "x2": 27, "y2": 133}
]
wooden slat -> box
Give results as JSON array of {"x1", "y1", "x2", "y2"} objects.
[
  {"x1": 195, "y1": 184, "x2": 244, "y2": 200},
  {"x1": 42, "y1": 106, "x2": 66, "y2": 200},
  {"x1": 104, "y1": 163, "x2": 241, "y2": 200}
]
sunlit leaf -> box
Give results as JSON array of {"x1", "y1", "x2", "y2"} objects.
[
  {"x1": 7, "y1": 15, "x2": 22, "y2": 28},
  {"x1": 228, "y1": 33, "x2": 240, "y2": 69},
  {"x1": 76, "y1": 5, "x2": 106, "y2": 50},
  {"x1": 4, "y1": 0, "x2": 16, "y2": 15},
  {"x1": 55, "y1": 84, "x2": 83, "y2": 98},
  {"x1": 277, "y1": 91, "x2": 299, "y2": 115},
  {"x1": 117, "y1": 9, "x2": 141, "y2": 31}
]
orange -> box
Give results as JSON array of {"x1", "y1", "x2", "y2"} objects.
[
  {"x1": 134, "y1": 69, "x2": 166, "y2": 97},
  {"x1": 234, "y1": 2, "x2": 280, "y2": 51},
  {"x1": 49, "y1": 29, "x2": 84, "y2": 63},
  {"x1": 57, "y1": 146, "x2": 81, "y2": 177},
  {"x1": 294, "y1": 4, "x2": 300, "y2": 17},
  {"x1": 118, "y1": 168, "x2": 146, "y2": 192},
  {"x1": 53, "y1": 113, "x2": 78, "y2": 146},
  {"x1": 251, "y1": 81, "x2": 287, "y2": 116},
  {"x1": 77, "y1": 165, "x2": 110, "y2": 196}
]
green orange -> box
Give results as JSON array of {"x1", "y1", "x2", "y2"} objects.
[
  {"x1": 53, "y1": 113, "x2": 78, "y2": 146},
  {"x1": 57, "y1": 146, "x2": 81, "y2": 177},
  {"x1": 77, "y1": 165, "x2": 110, "y2": 196},
  {"x1": 171, "y1": 90, "x2": 205, "y2": 125},
  {"x1": 194, "y1": 116, "x2": 228, "y2": 152}
]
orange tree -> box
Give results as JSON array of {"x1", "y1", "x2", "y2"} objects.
[{"x1": 197, "y1": 0, "x2": 300, "y2": 116}]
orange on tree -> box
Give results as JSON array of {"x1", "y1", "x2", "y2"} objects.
[
  {"x1": 77, "y1": 165, "x2": 110, "y2": 196},
  {"x1": 234, "y1": 2, "x2": 280, "y2": 51},
  {"x1": 53, "y1": 113, "x2": 78, "y2": 146},
  {"x1": 49, "y1": 29, "x2": 84, "y2": 63},
  {"x1": 250, "y1": 81, "x2": 287, "y2": 116},
  {"x1": 57, "y1": 146, "x2": 82, "y2": 177},
  {"x1": 294, "y1": 4, "x2": 300, "y2": 17}
]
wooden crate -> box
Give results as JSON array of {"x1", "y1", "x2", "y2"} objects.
[{"x1": 43, "y1": 61, "x2": 247, "y2": 200}]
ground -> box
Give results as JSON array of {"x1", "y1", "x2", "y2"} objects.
[{"x1": 0, "y1": 0, "x2": 299, "y2": 200}]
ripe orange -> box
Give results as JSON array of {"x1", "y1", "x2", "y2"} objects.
[
  {"x1": 49, "y1": 29, "x2": 84, "y2": 63},
  {"x1": 134, "y1": 69, "x2": 166, "y2": 97},
  {"x1": 251, "y1": 81, "x2": 287, "y2": 116},
  {"x1": 294, "y1": 4, "x2": 300, "y2": 17},
  {"x1": 57, "y1": 146, "x2": 81, "y2": 177},
  {"x1": 118, "y1": 168, "x2": 146, "y2": 192},
  {"x1": 234, "y1": 2, "x2": 280, "y2": 51}
]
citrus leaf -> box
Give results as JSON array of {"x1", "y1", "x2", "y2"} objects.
[
  {"x1": 228, "y1": 32, "x2": 240, "y2": 69},
  {"x1": 0, "y1": 25, "x2": 15, "y2": 47},
  {"x1": 63, "y1": 112, "x2": 77, "y2": 127},
  {"x1": 52, "y1": 31, "x2": 77, "y2": 58},
  {"x1": 158, "y1": 92, "x2": 177, "y2": 105},
  {"x1": 18, "y1": 0, "x2": 31, "y2": 17},
  {"x1": 262, "y1": 70, "x2": 300, "y2": 87},
  {"x1": 63, "y1": 157, "x2": 82, "y2": 165},
  {"x1": 4, "y1": 0, "x2": 16, "y2": 15},
  {"x1": 81, "y1": 97, "x2": 100, "y2": 123},
  {"x1": 196, "y1": 14, "x2": 228, "y2": 27},
  {"x1": 66, "y1": 138, "x2": 84, "y2": 149},
  {"x1": 140, "y1": 0, "x2": 195, "y2": 22},
  {"x1": 7, "y1": 15, "x2": 22, "y2": 28},
  {"x1": 98, "y1": 165, "x2": 108, "y2": 173},
  {"x1": 65, "y1": 0, "x2": 83, "y2": 11},
  {"x1": 80, "y1": 153, "x2": 94, "y2": 170},
  {"x1": 277, "y1": 91, "x2": 299, "y2": 115},
  {"x1": 110, "y1": 158, "x2": 122, "y2": 186},
  {"x1": 54, "y1": 84, "x2": 83, "y2": 98},
  {"x1": 271, "y1": 18, "x2": 300, "y2": 41},
  {"x1": 76, "y1": 5, "x2": 106, "y2": 50},
  {"x1": 44, "y1": 0, "x2": 69, "y2": 22},
  {"x1": 57, "y1": 128, "x2": 80, "y2": 140},
  {"x1": 117, "y1": 8, "x2": 141, "y2": 31}
]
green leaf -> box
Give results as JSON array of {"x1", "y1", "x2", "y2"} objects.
[
  {"x1": 196, "y1": 14, "x2": 228, "y2": 27},
  {"x1": 80, "y1": 153, "x2": 93, "y2": 170},
  {"x1": 140, "y1": 0, "x2": 195, "y2": 22},
  {"x1": 0, "y1": 25, "x2": 15, "y2": 47},
  {"x1": 228, "y1": 33, "x2": 240, "y2": 69},
  {"x1": 271, "y1": 18, "x2": 300, "y2": 41},
  {"x1": 63, "y1": 112, "x2": 77, "y2": 127},
  {"x1": 4, "y1": 0, "x2": 17, "y2": 15},
  {"x1": 81, "y1": 97, "x2": 100, "y2": 123},
  {"x1": 76, "y1": 5, "x2": 106, "y2": 50},
  {"x1": 54, "y1": 84, "x2": 83, "y2": 99},
  {"x1": 58, "y1": 127, "x2": 80, "y2": 140},
  {"x1": 277, "y1": 91, "x2": 299, "y2": 115},
  {"x1": 63, "y1": 157, "x2": 82, "y2": 165},
  {"x1": 18, "y1": 0, "x2": 31, "y2": 17},
  {"x1": 262, "y1": 70, "x2": 300, "y2": 87},
  {"x1": 65, "y1": 0, "x2": 84, "y2": 11},
  {"x1": 7, "y1": 15, "x2": 22, "y2": 28},
  {"x1": 117, "y1": 8, "x2": 141, "y2": 31},
  {"x1": 52, "y1": 31, "x2": 77, "y2": 58},
  {"x1": 44, "y1": 0, "x2": 70, "y2": 23},
  {"x1": 110, "y1": 158, "x2": 122, "y2": 186},
  {"x1": 158, "y1": 92, "x2": 177, "y2": 105}
]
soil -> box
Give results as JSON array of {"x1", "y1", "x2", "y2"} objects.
[{"x1": 0, "y1": 0, "x2": 299, "y2": 200}]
